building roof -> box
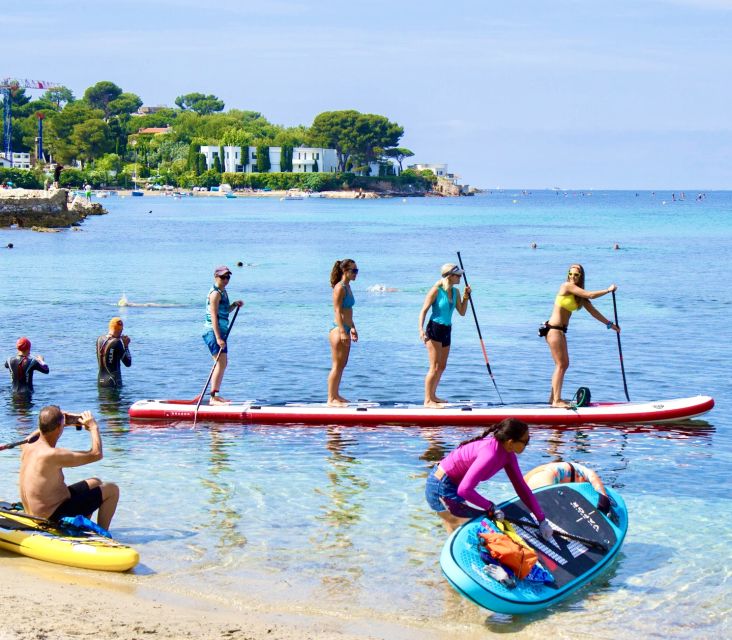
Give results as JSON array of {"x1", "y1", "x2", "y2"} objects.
[{"x1": 137, "y1": 126, "x2": 172, "y2": 135}]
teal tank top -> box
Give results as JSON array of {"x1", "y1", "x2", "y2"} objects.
[
  {"x1": 430, "y1": 286, "x2": 457, "y2": 326},
  {"x1": 204, "y1": 286, "x2": 230, "y2": 334}
]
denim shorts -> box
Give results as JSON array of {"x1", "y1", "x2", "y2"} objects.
[
  {"x1": 425, "y1": 465, "x2": 463, "y2": 512},
  {"x1": 203, "y1": 330, "x2": 228, "y2": 356}
]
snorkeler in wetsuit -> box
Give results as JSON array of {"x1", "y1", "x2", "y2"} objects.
[
  {"x1": 96, "y1": 317, "x2": 131, "y2": 388},
  {"x1": 5, "y1": 337, "x2": 49, "y2": 395}
]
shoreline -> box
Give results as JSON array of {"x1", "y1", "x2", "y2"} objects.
[
  {"x1": 111, "y1": 189, "x2": 383, "y2": 199},
  {"x1": 0, "y1": 560, "x2": 448, "y2": 640}
]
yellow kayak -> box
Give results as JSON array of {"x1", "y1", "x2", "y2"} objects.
[{"x1": 0, "y1": 504, "x2": 139, "y2": 572}]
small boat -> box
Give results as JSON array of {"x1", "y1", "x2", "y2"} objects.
[
  {"x1": 131, "y1": 190, "x2": 144, "y2": 197},
  {"x1": 128, "y1": 395, "x2": 714, "y2": 426},
  {"x1": 283, "y1": 189, "x2": 305, "y2": 200},
  {"x1": 0, "y1": 502, "x2": 139, "y2": 572},
  {"x1": 440, "y1": 482, "x2": 627, "y2": 615},
  {"x1": 225, "y1": 192, "x2": 237, "y2": 199}
]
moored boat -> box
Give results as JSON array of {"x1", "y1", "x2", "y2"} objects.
[{"x1": 128, "y1": 395, "x2": 714, "y2": 426}]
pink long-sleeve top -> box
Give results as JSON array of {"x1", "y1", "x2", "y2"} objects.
[{"x1": 441, "y1": 436, "x2": 545, "y2": 521}]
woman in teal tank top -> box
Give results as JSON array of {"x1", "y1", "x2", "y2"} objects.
[
  {"x1": 544, "y1": 263, "x2": 619, "y2": 407},
  {"x1": 418, "y1": 263, "x2": 471, "y2": 408},
  {"x1": 328, "y1": 258, "x2": 359, "y2": 406}
]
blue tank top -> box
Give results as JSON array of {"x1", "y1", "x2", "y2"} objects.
[
  {"x1": 340, "y1": 283, "x2": 355, "y2": 309},
  {"x1": 204, "y1": 286, "x2": 230, "y2": 334},
  {"x1": 430, "y1": 286, "x2": 457, "y2": 326}
]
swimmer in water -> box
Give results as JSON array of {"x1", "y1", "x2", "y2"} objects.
[{"x1": 97, "y1": 318, "x2": 131, "y2": 388}]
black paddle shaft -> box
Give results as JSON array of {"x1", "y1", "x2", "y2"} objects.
[
  {"x1": 456, "y1": 252, "x2": 504, "y2": 404},
  {"x1": 0, "y1": 433, "x2": 39, "y2": 452},
  {"x1": 611, "y1": 291, "x2": 630, "y2": 401},
  {"x1": 503, "y1": 516, "x2": 607, "y2": 552}
]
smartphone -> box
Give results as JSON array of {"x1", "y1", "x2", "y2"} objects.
[{"x1": 63, "y1": 412, "x2": 83, "y2": 429}]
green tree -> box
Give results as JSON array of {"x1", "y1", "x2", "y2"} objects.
[
  {"x1": 256, "y1": 145, "x2": 270, "y2": 172},
  {"x1": 213, "y1": 154, "x2": 222, "y2": 173},
  {"x1": 196, "y1": 153, "x2": 207, "y2": 175},
  {"x1": 384, "y1": 147, "x2": 414, "y2": 172},
  {"x1": 280, "y1": 145, "x2": 293, "y2": 172},
  {"x1": 108, "y1": 92, "x2": 143, "y2": 117},
  {"x1": 43, "y1": 86, "x2": 75, "y2": 109},
  {"x1": 175, "y1": 93, "x2": 225, "y2": 115},
  {"x1": 83, "y1": 81, "x2": 123, "y2": 119},
  {"x1": 70, "y1": 119, "x2": 112, "y2": 167}
]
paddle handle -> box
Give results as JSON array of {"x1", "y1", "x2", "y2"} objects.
[
  {"x1": 611, "y1": 291, "x2": 630, "y2": 401},
  {"x1": 193, "y1": 304, "x2": 241, "y2": 425},
  {"x1": 0, "y1": 433, "x2": 39, "y2": 452},
  {"x1": 456, "y1": 252, "x2": 504, "y2": 404},
  {"x1": 503, "y1": 516, "x2": 607, "y2": 551}
]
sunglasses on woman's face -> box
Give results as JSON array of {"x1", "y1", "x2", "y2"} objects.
[
  {"x1": 568, "y1": 272, "x2": 581, "y2": 278},
  {"x1": 219, "y1": 274, "x2": 231, "y2": 280},
  {"x1": 349, "y1": 268, "x2": 359, "y2": 274}
]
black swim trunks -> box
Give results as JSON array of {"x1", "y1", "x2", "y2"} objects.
[
  {"x1": 50, "y1": 480, "x2": 103, "y2": 521},
  {"x1": 426, "y1": 320, "x2": 452, "y2": 347}
]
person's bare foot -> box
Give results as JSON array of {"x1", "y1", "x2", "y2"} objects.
[
  {"x1": 434, "y1": 396, "x2": 448, "y2": 403},
  {"x1": 336, "y1": 395, "x2": 350, "y2": 403},
  {"x1": 328, "y1": 399, "x2": 348, "y2": 407},
  {"x1": 424, "y1": 400, "x2": 446, "y2": 409},
  {"x1": 552, "y1": 399, "x2": 571, "y2": 408},
  {"x1": 209, "y1": 395, "x2": 231, "y2": 405}
]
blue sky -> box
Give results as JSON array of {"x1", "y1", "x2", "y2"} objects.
[{"x1": 4, "y1": 0, "x2": 732, "y2": 188}]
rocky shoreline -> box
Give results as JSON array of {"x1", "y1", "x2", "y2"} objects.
[{"x1": 0, "y1": 189, "x2": 107, "y2": 229}]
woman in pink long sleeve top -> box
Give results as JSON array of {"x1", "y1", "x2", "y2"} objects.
[{"x1": 425, "y1": 418, "x2": 554, "y2": 539}]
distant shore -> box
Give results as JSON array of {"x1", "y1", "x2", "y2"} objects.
[{"x1": 112, "y1": 189, "x2": 382, "y2": 199}]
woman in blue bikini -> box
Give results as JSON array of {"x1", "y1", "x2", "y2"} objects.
[{"x1": 328, "y1": 258, "x2": 359, "y2": 406}]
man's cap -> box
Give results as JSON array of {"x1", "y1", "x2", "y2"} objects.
[
  {"x1": 214, "y1": 265, "x2": 232, "y2": 277},
  {"x1": 16, "y1": 337, "x2": 31, "y2": 352}
]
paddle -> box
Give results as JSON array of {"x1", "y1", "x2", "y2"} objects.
[
  {"x1": 611, "y1": 291, "x2": 630, "y2": 401},
  {"x1": 0, "y1": 433, "x2": 39, "y2": 452},
  {"x1": 456, "y1": 252, "x2": 504, "y2": 404},
  {"x1": 502, "y1": 516, "x2": 607, "y2": 552},
  {"x1": 193, "y1": 304, "x2": 241, "y2": 426}
]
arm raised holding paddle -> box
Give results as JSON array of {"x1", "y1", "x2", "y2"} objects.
[{"x1": 201, "y1": 266, "x2": 244, "y2": 406}]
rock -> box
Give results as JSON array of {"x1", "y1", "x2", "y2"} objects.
[{"x1": 0, "y1": 188, "x2": 107, "y2": 228}]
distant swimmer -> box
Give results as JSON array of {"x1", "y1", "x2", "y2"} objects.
[
  {"x1": 96, "y1": 318, "x2": 131, "y2": 388},
  {"x1": 530, "y1": 242, "x2": 537, "y2": 249},
  {"x1": 116, "y1": 295, "x2": 181, "y2": 308},
  {"x1": 366, "y1": 284, "x2": 399, "y2": 293},
  {"x1": 5, "y1": 337, "x2": 49, "y2": 396},
  {"x1": 418, "y1": 264, "x2": 471, "y2": 408},
  {"x1": 524, "y1": 461, "x2": 611, "y2": 513},
  {"x1": 613, "y1": 243, "x2": 620, "y2": 250},
  {"x1": 6, "y1": 243, "x2": 13, "y2": 249}
]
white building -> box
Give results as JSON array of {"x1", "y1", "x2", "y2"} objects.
[
  {"x1": 199, "y1": 145, "x2": 338, "y2": 173},
  {"x1": 408, "y1": 163, "x2": 449, "y2": 178},
  {"x1": 0, "y1": 152, "x2": 32, "y2": 170}
]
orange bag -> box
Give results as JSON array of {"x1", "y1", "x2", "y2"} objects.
[{"x1": 478, "y1": 531, "x2": 538, "y2": 579}]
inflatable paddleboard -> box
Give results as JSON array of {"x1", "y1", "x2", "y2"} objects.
[
  {"x1": 0, "y1": 503, "x2": 139, "y2": 572},
  {"x1": 128, "y1": 395, "x2": 713, "y2": 426},
  {"x1": 440, "y1": 483, "x2": 627, "y2": 615}
]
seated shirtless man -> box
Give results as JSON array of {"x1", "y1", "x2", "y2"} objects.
[{"x1": 19, "y1": 406, "x2": 119, "y2": 530}]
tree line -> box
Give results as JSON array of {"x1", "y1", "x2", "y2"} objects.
[{"x1": 0, "y1": 81, "x2": 427, "y2": 190}]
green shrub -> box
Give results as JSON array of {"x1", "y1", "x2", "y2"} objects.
[{"x1": 0, "y1": 167, "x2": 44, "y2": 189}]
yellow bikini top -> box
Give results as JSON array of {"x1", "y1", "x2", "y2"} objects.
[{"x1": 555, "y1": 293, "x2": 581, "y2": 312}]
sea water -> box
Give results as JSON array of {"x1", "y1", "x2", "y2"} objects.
[{"x1": 0, "y1": 191, "x2": 730, "y2": 638}]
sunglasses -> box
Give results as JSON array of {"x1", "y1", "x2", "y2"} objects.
[
  {"x1": 568, "y1": 272, "x2": 581, "y2": 277},
  {"x1": 219, "y1": 274, "x2": 231, "y2": 280},
  {"x1": 349, "y1": 268, "x2": 359, "y2": 274}
]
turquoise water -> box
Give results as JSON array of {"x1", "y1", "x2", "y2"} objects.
[{"x1": 1, "y1": 191, "x2": 730, "y2": 637}]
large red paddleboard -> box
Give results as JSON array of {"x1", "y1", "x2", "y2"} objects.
[{"x1": 128, "y1": 395, "x2": 714, "y2": 427}]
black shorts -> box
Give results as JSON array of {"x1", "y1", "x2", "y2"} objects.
[
  {"x1": 50, "y1": 480, "x2": 103, "y2": 521},
  {"x1": 426, "y1": 320, "x2": 452, "y2": 347}
]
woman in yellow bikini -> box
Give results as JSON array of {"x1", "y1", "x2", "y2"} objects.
[{"x1": 543, "y1": 264, "x2": 619, "y2": 407}]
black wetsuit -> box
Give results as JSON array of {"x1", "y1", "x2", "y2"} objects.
[
  {"x1": 96, "y1": 334, "x2": 131, "y2": 387},
  {"x1": 4, "y1": 355, "x2": 49, "y2": 394}
]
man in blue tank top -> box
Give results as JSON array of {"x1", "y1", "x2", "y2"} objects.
[{"x1": 203, "y1": 265, "x2": 244, "y2": 404}]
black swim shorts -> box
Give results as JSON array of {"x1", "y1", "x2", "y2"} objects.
[
  {"x1": 50, "y1": 480, "x2": 103, "y2": 520},
  {"x1": 426, "y1": 320, "x2": 452, "y2": 347}
]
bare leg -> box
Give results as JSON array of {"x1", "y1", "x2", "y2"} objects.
[
  {"x1": 86, "y1": 478, "x2": 119, "y2": 530},
  {"x1": 437, "y1": 510, "x2": 471, "y2": 534},
  {"x1": 210, "y1": 352, "x2": 229, "y2": 404},
  {"x1": 546, "y1": 332, "x2": 570, "y2": 407},
  {"x1": 328, "y1": 329, "x2": 351, "y2": 406},
  {"x1": 424, "y1": 341, "x2": 449, "y2": 407}
]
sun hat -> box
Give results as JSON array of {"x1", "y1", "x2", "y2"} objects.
[
  {"x1": 214, "y1": 265, "x2": 232, "y2": 277},
  {"x1": 441, "y1": 263, "x2": 464, "y2": 277},
  {"x1": 16, "y1": 337, "x2": 31, "y2": 352}
]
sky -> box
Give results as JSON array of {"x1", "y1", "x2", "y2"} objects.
[{"x1": 4, "y1": 0, "x2": 732, "y2": 188}]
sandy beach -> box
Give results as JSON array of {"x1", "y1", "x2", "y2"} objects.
[
  {"x1": 0, "y1": 560, "x2": 458, "y2": 640},
  {"x1": 112, "y1": 189, "x2": 379, "y2": 199}
]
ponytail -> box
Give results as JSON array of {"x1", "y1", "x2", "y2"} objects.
[
  {"x1": 457, "y1": 418, "x2": 529, "y2": 448},
  {"x1": 330, "y1": 258, "x2": 355, "y2": 287}
]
